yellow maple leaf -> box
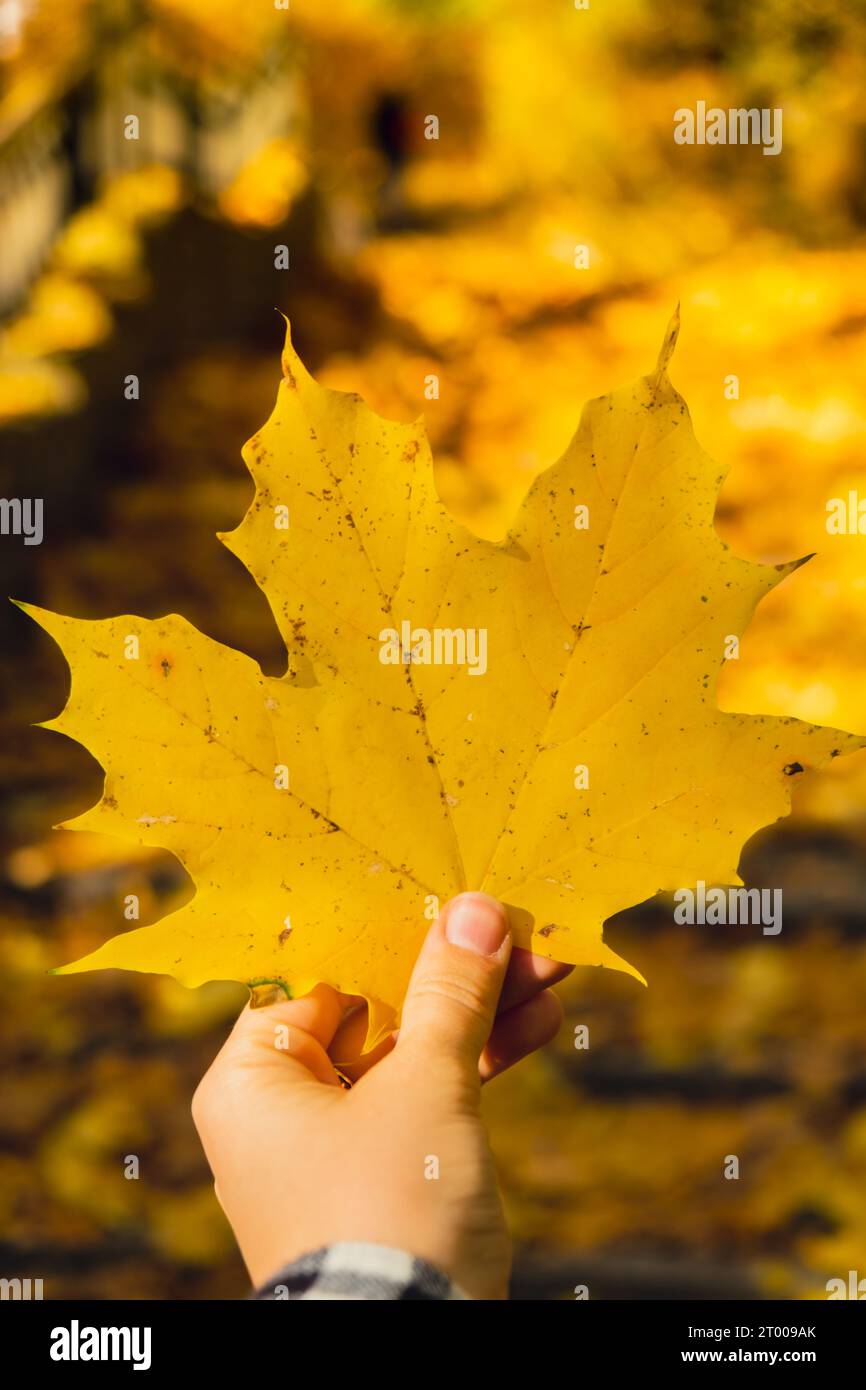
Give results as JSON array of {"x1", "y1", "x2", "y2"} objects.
[{"x1": 21, "y1": 311, "x2": 863, "y2": 1049}]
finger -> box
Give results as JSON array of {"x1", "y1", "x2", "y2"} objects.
[
  {"x1": 498, "y1": 947, "x2": 573, "y2": 1014},
  {"x1": 397, "y1": 892, "x2": 511, "y2": 1073},
  {"x1": 222, "y1": 983, "x2": 349, "y2": 1087},
  {"x1": 239, "y1": 981, "x2": 347, "y2": 1051},
  {"x1": 339, "y1": 986, "x2": 564, "y2": 1085},
  {"x1": 191, "y1": 984, "x2": 353, "y2": 1164},
  {"x1": 479, "y1": 988, "x2": 564, "y2": 1083},
  {"x1": 331, "y1": 950, "x2": 573, "y2": 1082}
]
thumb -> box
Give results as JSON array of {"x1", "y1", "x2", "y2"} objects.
[{"x1": 398, "y1": 892, "x2": 511, "y2": 1072}]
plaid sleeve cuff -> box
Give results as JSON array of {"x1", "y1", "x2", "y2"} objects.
[{"x1": 252, "y1": 1242, "x2": 469, "y2": 1300}]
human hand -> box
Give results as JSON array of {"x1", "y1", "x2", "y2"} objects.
[{"x1": 192, "y1": 892, "x2": 571, "y2": 1299}]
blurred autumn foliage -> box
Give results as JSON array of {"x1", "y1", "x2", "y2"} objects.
[{"x1": 2, "y1": 0, "x2": 866, "y2": 1299}]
